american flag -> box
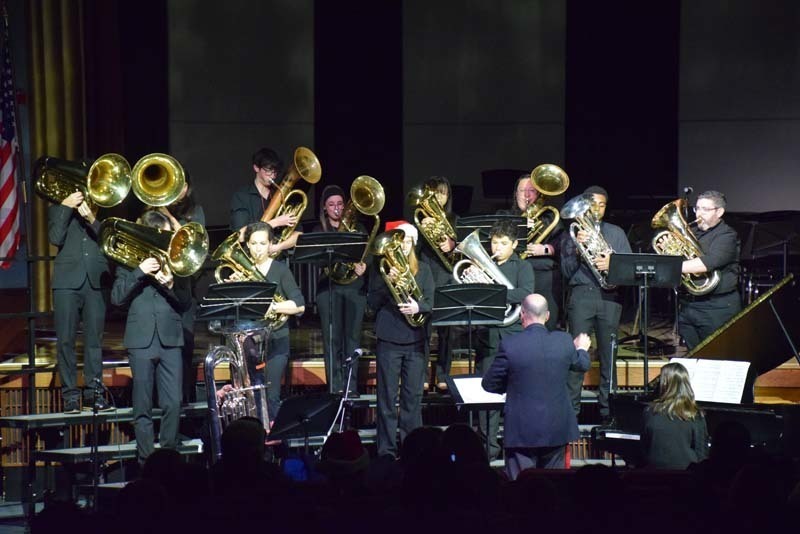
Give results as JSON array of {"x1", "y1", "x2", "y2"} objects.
[{"x1": 0, "y1": 16, "x2": 19, "y2": 270}]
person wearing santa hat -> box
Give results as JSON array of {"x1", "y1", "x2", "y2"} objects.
[
  {"x1": 312, "y1": 184, "x2": 370, "y2": 398},
  {"x1": 368, "y1": 221, "x2": 435, "y2": 458}
]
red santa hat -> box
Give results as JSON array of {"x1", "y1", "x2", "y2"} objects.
[{"x1": 385, "y1": 220, "x2": 418, "y2": 245}]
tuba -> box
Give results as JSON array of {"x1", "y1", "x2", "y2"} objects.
[
  {"x1": 561, "y1": 194, "x2": 615, "y2": 289},
  {"x1": 130, "y1": 153, "x2": 186, "y2": 207},
  {"x1": 519, "y1": 164, "x2": 570, "y2": 259},
  {"x1": 651, "y1": 198, "x2": 720, "y2": 296},
  {"x1": 328, "y1": 175, "x2": 385, "y2": 284},
  {"x1": 261, "y1": 147, "x2": 322, "y2": 257},
  {"x1": 408, "y1": 184, "x2": 459, "y2": 271},
  {"x1": 34, "y1": 154, "x2": 132, "y2": 209},
  {"x1": 452, "y1": 230, "x2": 521, "y2": 327},
  {"x1": 204, "y1": 324, "x2": 270, "y2": 462},
  {"x1": 99, "y1": 217, "x2": 209, "y2": 277},
  {"x1": 371, "y1": 229, "x2": 426, "y2": 327},
  {"x1": 211, "y1": 233, "x2": 289, "y2": 329}
]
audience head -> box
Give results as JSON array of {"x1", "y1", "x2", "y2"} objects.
[
  {"x1": 318, "y1": 429, "x2": 370, "y2": 479},
  {"x1": 220, "y1": 416, "x2": 267, "y2": 467}
]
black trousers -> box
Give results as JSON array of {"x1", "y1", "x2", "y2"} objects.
[
  {"x1": 505, "y1": 445, "x2": 567, "y2": 479},
  {"x1": 129, "y1": 338, "x2": 182, "y2": 463},
  {"x1": 566, "y1": 285, "x2": 622, "y2": 417},
  {"x1": 534, "y1": 267, "x2": 561, "y2": 330},
  {"x1": 53, "y1": 278, "x2": 106, "y2": 405},
  {"x1": 375, "y1": 339, "x2": 427, "y2": 458},
  {"x1": 317, "y1": 285, "x2": 366, "y2": 394},
  {"x1": 264, "y1": 334, "x2": 290, "y2": 422},
  {"x1": 679, "y1": 291, "x2": 742, "y2": 350}
]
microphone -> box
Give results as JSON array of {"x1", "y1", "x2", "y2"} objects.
[
  {"x1": 341, "y1": 348, "x2": 366, "y2": 368},
  {"x1": 683, "y1": 186, "x2": 693, "y2": 195}
]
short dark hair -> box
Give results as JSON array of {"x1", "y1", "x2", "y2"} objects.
[
  {"x1": 139, "y1": 210, "x2": 169, "y2": 229},
  {"x1": 243, "y1": 221, "x2": 274, "y2": 243},
  {"x1": 697, "y1": 190, "x2": 726, "y2": 209},
  {"x1": 251, "y1": 147, "x2": 283, "y2": 172},
  {"x1": 489, "y1": 219, "x2": 519, "y2": 241},
  {"x1": 583, "y1": 185, "x2": 609, "y2": 201}
]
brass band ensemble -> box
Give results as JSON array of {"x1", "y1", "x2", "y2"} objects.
[{"x1": 35, "y1": 145, "x2": 747, "y2": 469}]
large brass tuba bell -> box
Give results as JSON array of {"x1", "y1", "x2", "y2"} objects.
[
  {"x1": 452, "y1": 230, "x2": 521, "y2": 327},
  {"x1": 371, "y1": 229, "x2": 426, "y2": 327},
  {"x1": 408, "y1": 184, "x2": 459, "y2": 271},
  {"x1": 34, "y1": 154, "x2": 132, "y2": 208},
  {"x1": 131, "y1": 153, "x2": 186, "y2": 207},
  {"x1": 651, "y1": 198, "x2": 720, "y2": 296},
  {"x1": 329, "y1": 175, "x2": 385, "y2": 284},
  {"x1": 99, "y1": 217, "x2": 209, "y2": 277},
  {"x1": 519, "y1": 164, "x2": 570, "y2": 258}
]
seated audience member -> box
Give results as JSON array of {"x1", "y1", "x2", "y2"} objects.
[{"x1": 641, "y1": 362, "x2": 709, "y2": 469}]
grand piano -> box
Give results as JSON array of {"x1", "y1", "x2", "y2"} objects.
[{"x1": 594, "y1": 275, "x2": 800, "y2": 464}]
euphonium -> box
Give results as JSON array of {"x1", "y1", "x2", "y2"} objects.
[
  {"x1": 452, "y1": 230, "x2": 521, "y2": 327},
  {"x1": 211, "y1": 233, "x2": 289, "y2": 329},
  {"x1": 519, "y1": 164, "x2": 570, "y2": 259},
  {"x1": 99, "y1": 217, "x2": 209, "y2": 277},
  {"x1": 561, "y1": 194, "x2": 615, "y2": 289},
  {"x1": 34, "y1": 154, "x2": 132, "y2": 208},
  {"x1": 407, "y1": 184, "x2": 458, "y2": 271},
  {"x1": 261, "y1": 147, "x2": 322, "y2": 257},
  {"x1": 651, "y1": 198, "x2": 720, "y2": 296},
  {"x1": 204, "y1": 326, "x2": 270, "y2": 462},
  {"x1": 130, "y1": 153, "x2": 186, "y2": 207},
  {"x1": 371, "y1": 229, "x2": 426, "y2": 327}
]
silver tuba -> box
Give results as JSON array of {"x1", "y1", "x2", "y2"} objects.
[
  {"x1": 561, "y1": 194, "x2": 615, "y2": 290},
  {"x1": 452, "y1": 230, "x2": 521, "y2": 327},
  {"x1": 204, "y1": 324, "x2": 270, "y2": 462}
]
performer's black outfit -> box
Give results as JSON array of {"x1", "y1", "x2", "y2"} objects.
[
  {"x1": 678, "y1": 220, "x2": 741, "y2": 350},
  {"x1": 475, "y1": 253, "x2": 535, "y2": 460},
  {"x1": 367, "y1": 261, "x2": 435, "y2": 458},
  {"x1": 111, "y1": 266, "x2": 192, "y2": 463},
  {"x1": 48, "y1": 204, "x2": 110, "y2": 412},
  {"x1": 560, "y1": 222, "x2": 631, "y2": 419},
  {"x1": 417, "y1": 213, "x2": 457, "y2": 385},
  {"x1": 640, "y1": 407, "x2": 709, "y2": 469},
  {"x1": 311, "y1": 222, "x2": 369, "y2": 395},
  {"x1": 482, "y1": 323, "x2": 590, "y2": 478},
  {"x1": 230, "y1": 182, "x2": 266, "y2": 231}
]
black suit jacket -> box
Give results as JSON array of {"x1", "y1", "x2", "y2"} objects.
[
  {"x1": 482, "y1": 323, "x2": 590, "y2": 448},
  {"x1": 48, "y1": 204, "x2": 110, "y2": 289},
  {"x1": 110, "y1": 266, "x2": 192, "y2": 349}
]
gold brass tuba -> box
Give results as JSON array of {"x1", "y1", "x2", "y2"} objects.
[
  {"x1": 560, "y1": 194, "x2": 615, "y2": 289},
  {"x1": 34, "y1": 154, "x2": 132, "y2": 209},
  {"x1": 261, "y1": 147, "x2": 322, "y2": 257},
  {"x1": 371, "y1": 229, "x2": 426, "y2": 327},
  {"x1": 651, "y1": 198, "x2": 720, "y2": 296},
  {"x1": 329, "y1": 175, "x2": 385, "y2": 284},
  {"x1": 211, "y1": 233, "x2": 288, "y2": 329},
  {"x1": 131, "y1": 153, "x2": 186, "y2": 207},
  {"x1": 519, "y1": 164, "x2": 570, "y2": 259},
  {"x1": 452, "y1": 230, "x2": 521, "y2": 327},
  {"x1": 408, "y1": 184, "x2": 459, "y2": 271},
  {"x1": 99, "y1": 217, "x2": 209, "y2": 277}
]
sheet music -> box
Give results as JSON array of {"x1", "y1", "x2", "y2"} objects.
[
  {"x1": 453, "y1": 377, "x2": 506, "y2": 405},
  {"x1": 670, "y1": 358, "x2": 751, "y2": 404}
]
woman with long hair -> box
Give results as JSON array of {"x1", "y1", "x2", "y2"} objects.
[{"x1": 641, "y1": 362, "x2": 709, "y2": 469}]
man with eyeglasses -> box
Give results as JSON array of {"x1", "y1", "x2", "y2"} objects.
[
  {"x1": 678, "y1": 190, "x2": 741, "y2": 350},
  {"x1": 230, "y1": 147, "x2": 300, "y2": 255}
]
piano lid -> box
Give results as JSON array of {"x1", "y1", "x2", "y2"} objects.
[{"x1": 687, "y1": 274, "x2": 800, "y2": 376}]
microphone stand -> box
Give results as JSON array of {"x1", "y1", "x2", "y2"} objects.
[{"x1": 90, "y1": 379, "x2": 103, "y2": 512}]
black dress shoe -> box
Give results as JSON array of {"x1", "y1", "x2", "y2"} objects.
[
  {"x1": 84, "y1": 398, "x2": 115, "y2": 412},
  {"x1": 63, "y1": 401, "x2": 80, "y2": 415}
]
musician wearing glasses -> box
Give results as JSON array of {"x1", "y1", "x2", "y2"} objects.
[
  {"x1": 312, "y1": 184, "x2": 369, "y2": 398},
  {"x1": 367, "y1": 222, "x2": 435, "y2": 459},
  {"x1": 110, "y1": 210, "x2": 192, "y2": 464},
  {"x1": 509, "y1": 173, "x2": 564, "y2": 330},
  {"x1": 229, "y1": 147, "x2": 300, "y2": 256},
  {"x1": 226, "y1": 221, "x2": 306, "y2": 420},
  {"x1": 679, "y1": 191, "x2": 741, "y2": 350},
  {"x1": 417, "y1": 176, "x2": 458, "y2": 392},
  {"x1": 48, "y1": 190, "x2": 113, "y2": 414},
  {"x1": 560, "y1": 185, "x2": 631, "y2": 424},
  {"x1": 475, "y1": 219, "x2": 535, "y2": 461}
]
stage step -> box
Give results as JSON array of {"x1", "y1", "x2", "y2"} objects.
[
  {"x1": 33, "y1": 439, "x2": 204, "y2": 464},
  {"x1": 0, "y1": 402, "x2": 208, "y2": 430}
]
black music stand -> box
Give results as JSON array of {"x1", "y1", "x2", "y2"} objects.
[
  {"x1": 293, "y1": 232, "x2": 368, "y2": 394},
  {"x1": 445, "y1": 374, "x2": 506, "y2": 459},
  {"x1": 607, "y1": 253, "x2": 682, "y2": 392},
  {"x1": 198, "y1": 281, "x2": 277, "y2": 323},
  {"x1": 456, "y1": 214, "x2": 526, "y2": 245},
  {"x1": 268, "y1": 392, "x2": 342, "y2": 456},
  {"x1": 432, "y1": 283, "x2": 507, "y2": 374}
]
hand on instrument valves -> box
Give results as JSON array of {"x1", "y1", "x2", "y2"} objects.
[
  {"x1": 573, "y1": 332, "x2": 592, "y2": 351},
  {"x1": 353, "y1": 261, "x2": 367, "y2": 277},
  {"x1": 439, "y1": 236, "x2": 455, "y2": 253},
  {"x1": 267, "y1": 213, "x2": 297, "y2": 229},
  {"x1": 139, "y1": 257, "x2": 161, "y2": 276},
  {"x1": 61, "y1": 191, "x2": 84, "y2": 209},
  {"x1": 526, "y1": 243, "x2": 549, "y2": 257},
  {"x1": 398, "y1": 298, "x2": 420, "y2": 316},
  {"x1": 76, "y1": 201, "x2": 96, "y2": 224},
  {"x1": 154, "y1": 269, "x2": 174, "y2": 289},
  {"x1": 594, "y1": 252, "x2": 611, "y2": 272},
  {"x1": 576, "y1": 229, "x2": 590, "y2": 245}
]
